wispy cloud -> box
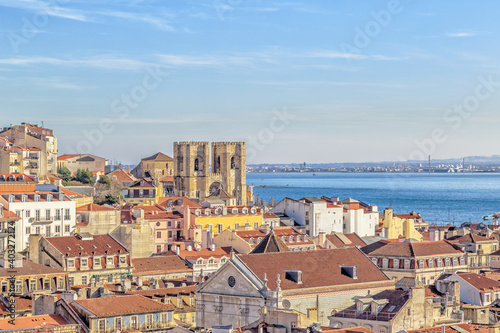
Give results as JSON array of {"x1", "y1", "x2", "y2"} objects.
[
  {"x1": 0, "y1": 56, "x2": 156, "y2": 71},
  {"x1": 96, "y1": 10, "x2": 175, "y2": 31},
  {"x1": 444, "y1": 32, "x2": 477, "y2": 38},
  {"x1": 0, "y1": 0, "x2": 89, "y2": 21},
  {"x1": 305, "y1": 51, "x2": 404, "y2": 61}
]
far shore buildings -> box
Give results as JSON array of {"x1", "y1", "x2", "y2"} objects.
[
  {"x1": 0, "y1": 123, "x2": 58, "y2": 177},
  {"x1": 57, "y1": 154, "x2": 108, "y2": 175}
]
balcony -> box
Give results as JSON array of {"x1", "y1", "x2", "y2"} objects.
[
  {"x1": 31, "y1": 217, "x2": 53, "y2": 224},
  {"x1": 28, "y1": 156, "x2": 39, "y2": 160},
  {"x1": 10, "y1": 161, "x2": 20, "y2": 166},
  {"x1": 124, "y1": 194, "x2": 155, "y2": 199}
]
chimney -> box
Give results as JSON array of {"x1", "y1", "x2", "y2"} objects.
[
  {"x1": 176, "y1": 246, "x2": 180, "y2": 255},
  {"x1": 210, "y1": 244, "x2": 215, "y2": 251},
  {"x1": 33, "y1": 294, "x2": 56, "y2": 315},
  {"x1": 187, "y1": 245, "x2": 192, "y2": 251},
  {"x1": 61, "y1": 291, "x2": 76, "y2": 303},
  {"x1": 318, "y1": 232, "x2": 326, "y2": 248}
]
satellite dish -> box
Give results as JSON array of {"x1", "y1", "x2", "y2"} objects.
[{"x1": 282, "y1": 299, "x2": 291, "y2": 309}]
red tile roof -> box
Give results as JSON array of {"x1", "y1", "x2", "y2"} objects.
[
  {"x1": 0, "y1": 260, "x2": 65, "y2": 278},
  {"x1": 456, "y1": 272, "x2": 500, "y2": 291},
  {"x1": 76, "y1": 203, "x2": 116, "y2": 212},
  {"x1": 362, "y1": 240, "x2": 463, "y2": 257},
  {"x1": 61, "y1": 188, "x2": 89, "y2": 198},
  {"x1": 160, "y1": 176, "x2": 174, "y2": 182},
  {"x1": 325, "y1": 233, "x2": 367, "y2": 249},
  {"x1": 57, "y1": 154, "x2": 81, "y2": 161},
  {"x1": 125, "y1": 285, "x2": 196, "y2": 297},
  {"x1": 239, "y1": 247, "x2": 391, "y2": 291},
  {"x1": 0, "y1": 314, "x2": 70, "y2": 330},
  {"x1": 132, "y1": 253, "x2": 192, "y2": 275},
  {"x1": 157, "y1": 196, "x2": 202, "y2": 208},
  {"x1": 108, "y1": 169, "x2": 137, "y2": 183},
  {"x1": 0, "y1": 207, "x2": 20, "y2": 220},
  {"x1": 73, "y1": 295, "x2": 173, "y2": 317},
  {"x1": 178, "y1": 247, "x2": 232, "y2": 260},
  {"x1": 45, "y1": 234, "x2": 129, "y2": 257},
  {"x1": 447, "y1": 233, "x2": 494, "y2": 244},
  {"x1": 406, "y1": 323, "x2": 488, "y2": 333}
]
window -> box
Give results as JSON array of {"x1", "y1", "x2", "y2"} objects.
[
  {"x1": 98, "y1": 319, "x2": 105, "y2": 332},
  {"x1": 120, "y1": 256, "x2": 126, "y2": 264},
  {"x1": 25, "y1": 210, "x2": 30, "y2": 218},
  {"x1": 26, "y1": 227, "x2": 30, "y2": 235},
  {"x1": 34, "y1": 195, "x2": 40, "y2": 202},
  {"x1": 44, "y1": 279, "x2": 50, "y2": 290},
  {"x1": 437, "y1": 259, "x2": 443, "y2": 267},
  {"x1": 81, "y1": 258, "x2": 88, "y2": 267},
  {"x1": 234, "y1": 223, "x2": 239, "y2": 230},
  {"x1": 30, "y1": 280, "x2": 36, "y2": 291},
  {"x1": 157, "y1": 245, "x2": 162, "y2": 253},
  {"x1": 35, "y1": 226, "x2": 41, "y2": 234},
  {"x1": 55, "y1": 225, "x2": 60, "y2": 233},
  {"x1": 15, "y1": 280, "x2": 22, "y2": 293},
  {"x1": 47, "y1": 195, "x2": 52, "y2": 202},
  {"x1": 58, "y1": 278, "x2": 64, "y2": 289},
  {"x1": 254, "y1": 222, "x2": 259, "y2": 229},
  {"x1": 372, "y1": 258, "x2": 378, "y2": 266},
  {"x1": 218, "y1": 224, "x2": 223, "y2": 233},
  {"x1": 68, "y1": 277, "x2": 74, "y2": 286},
  {"x1": 22, "y1": 195, "x2": 27, "y2": 202},
  {"x1": 486, "y1": 293, "x2": 491, "y2": 303},
  {"x1": 445, "y1": 258, "x2": 450, "y2": 267},
  {"x1": 107, "y1": 257, "x2": 114, "y2": 266},
  {"x1": 453, "y1": 257, "x2": 458, "y2": 266},
  {"x1": 15, "y1": 210, "x2": 21, "y2": 217},
  {"x1": 157, "y1": 231, "x2": 161, "y2": 238},
  {"x1": 45, "y1": 209, "x2": 51, "y2": 220},
  {"x1": 64, "y1": 209, "x2": 70, "y2": 220},
  {"x1": 209, "y1": 258, "x2": 215, "y2": 265},
  {"x1": 428, "y1": 259, "x2": 434, "y2": 268},
  {"x1": 146, "y1": 314, "x2": 153, "y2": 329},
  {"x1": 115, "y1": 318, "x2": 122, "y2": 331},
  {"x1": 161, "y1": 312, "x2": 167, "y2": 323},
  {"x1": 382, "y1": 259, "x2": 388, "y2": 268},
  {"x1": 64, "y1": 225, "x2": 70, "y2": 233},
  {"x1": 404, "y1": 260, "x2": 410, "y2": 269},
  {"x1": 130, "y1": 316, "x2": 138, "y2": 329},
  {"x1": 393, "y1": 259, "x2": 399, "y2": 269},
  {"x1": 68, "y1": 259, "x2": 75, "y2": 268},
  {"x1": 55, "y1": 210, "x2": 61, "y2": 220},
  {"x1": 35, "y1": 210, "x2": 41, "y2": 221},
  {"x1": 419, "y1": 260, "x2": 424, "y2": 269},
  {"x1": 94, "y1": 257, "x2": 101, "y2": 266},
  {"x1": 197, "y1": 259, "x2": 203, "y2": 265},
  {"x1": 45, "y1": 226, "x2": 51, "y2": 237}
]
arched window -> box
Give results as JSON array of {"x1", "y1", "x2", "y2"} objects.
[
  {"x1": 194, "y1": 158, "x2": 199, "y2": 171},
  {"x1": 231, "y1": 156, "x2": 236, "y2": 169}
]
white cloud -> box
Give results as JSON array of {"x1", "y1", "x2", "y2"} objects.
[{"x1": 445, "y1": 32, "x2": 476, "y2": 38}]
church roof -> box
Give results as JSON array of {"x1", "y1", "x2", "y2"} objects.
[
  {"x1": 142, "y1": 152, "x2": 173, "y2": 162},
  {"x1": 250, "y1": 230, "x2": 291, "y2": 254}
]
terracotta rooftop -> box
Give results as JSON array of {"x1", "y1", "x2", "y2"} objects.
[
  {"x1": 108, "y1": 169, "x2": 137, "y2": 183},
  {"x1": 132, "y1": 253, "x2": 192, "y2": 275},
  {"x1": 125, "y1": 285, "x2": 196, "y2": 297},
  {"x1": 0, "y1": 207, "x2": 20, "y2": 220},
  {"x1": 76, "y1": 203, "x2": 116, "y2": 212},
  {"x1": 406, "y1": 323, "x2": 488, "y2": 333},
  {"x1": 73, "y1": 295, "x2": 173, "y2": 317},
  {"x1": 239, "y1": 247, "x2": 391, "y2": 291},
  {"x1": 250, "y1": 230, "x2": 291, "y2": 254},
  {"x1": 447, "y1": 233, "x2": 494, "y2": 244},
  {"x1": 325, "y1": 233, "x2": 367, "y2": 249},
  {"x1": 361, "y1": 240, "x2": 463, "y2": 257},
  {"x1": 0, "y1": 314, "x2": 70, "y2": 330},
  {"x1": 456, "y1": 272, "x2": 500, "y2": 291},
  {"x1": 61, "y1": 188, "x2": 89, "y2": 198},
  {"x1": 0, "y1": 260, "x2": 65, "y2": 278},
  {"x1": 57, "y1": 154, "x2": 81, "y2": 161},
  {"x1": 45, "y1": 234, "x2": 129, "y2": 257},
  {"x1": 177, "y1": 247, "x2": 232, "y2": 261},
  {"x1": 263, "y1": 212, "x2": 279, "y2": 219},
  {"x1": 142, "y1": 152, "x2": 173, "y2": 162}
]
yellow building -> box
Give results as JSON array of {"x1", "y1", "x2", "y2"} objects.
[
  {"x1": 0, "y1": 148, "x2": 23, "y2": 174},
  {"x1": 192, "y1": 206, "x2": 263, "y2": 235},
  {"x1": 61, "y1": 188, "x2": 93, "y2": 208},
  {"x1": 124, "y1": 178, "x2": 164, "y2": 206},
  {"x1": 382, "y1": 208, "x2": 423, "y2": 241}
]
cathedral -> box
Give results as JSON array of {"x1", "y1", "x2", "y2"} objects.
[{"x1": 173, "y1": 141, "x2": 249, "y2": 205}]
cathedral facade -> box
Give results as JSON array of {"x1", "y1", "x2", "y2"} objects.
[{"x1": 173, "y1": 141, "x2": 248, "y2": 205}]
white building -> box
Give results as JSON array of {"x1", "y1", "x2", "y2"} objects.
[
  {"x1": 271, "y1": 196, "x2": 377, "y2": 237},
  {"x1": 438, "y1": 272, "x2": 500, "y2": 306},
  {"x1": 0, "y1": 184, "x2": 76, "y2": 252}
]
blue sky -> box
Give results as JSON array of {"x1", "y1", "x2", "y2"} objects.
[{"x1": 0, "y1": 0, "x2": 499, "y2": 164}]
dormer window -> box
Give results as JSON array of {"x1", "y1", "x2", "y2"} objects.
[
  {"x1": 205, "y1": 209, "x2": 211, "y2": 216},
  {"x1": 232, "y1": 208, "x2": 238, "y2": 215},
  {"x1": 47, "y1": 194, "x2": 53, "y2": 202},
  {"x1": 59, "y1": 194, "x2": 65, "y2": 201},
  {"x1": 242, "y1": 208, "x2": 248, "y2": 215},
  {"x1": 9, "y1": 195, "x2": 15, "y2": 203},
  {"x1": 197, "y1": 259, "x2": 203, "y2": 265},
  {"x1": 22, "y1": 195, "x2": 27, "y2": 202},
  {"x1": 94, "y1": 257, "x2": 101, "y2": 266},
  {"x1": 251, "y1": 207, "x2": 256, "y2": 214},
  {"x1": 34, "y1": 195, "x2": 40, "y2": 202},
  {"x1": 195, "y1": 209, "x2": 201, "y2": 217}
]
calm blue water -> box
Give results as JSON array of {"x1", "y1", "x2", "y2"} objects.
[{"x1": 247, "y1": 173, "x2": 500, "y2": 225}]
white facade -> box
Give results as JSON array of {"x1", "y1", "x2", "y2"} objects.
[
  {"x1": 441, "y1": 273, "x2": 500, "y2": 306},
  {"x1": 271, "y1": 197, "x2": 377, "y2": 237},
  {"x1": 1, "y1": 192, "x2": 76, "y2": 252}
]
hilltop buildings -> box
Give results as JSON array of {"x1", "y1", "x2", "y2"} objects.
[{"x1": 0, "y1": 123, "x2": 58, "y2": 177}]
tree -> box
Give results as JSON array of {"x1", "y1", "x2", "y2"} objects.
[
  {"x1": 57, "y1": 166, "x2": 72, "y2": 182},
  {"x1": 75, "y1": 169, "x2": 94, "y2": 184},
  {"x1": 97, "y1": 175, "x2": 111, "y2": 189},
  {"x1": 95, "y1": 193, "x2": 120, "y2": 205}
]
